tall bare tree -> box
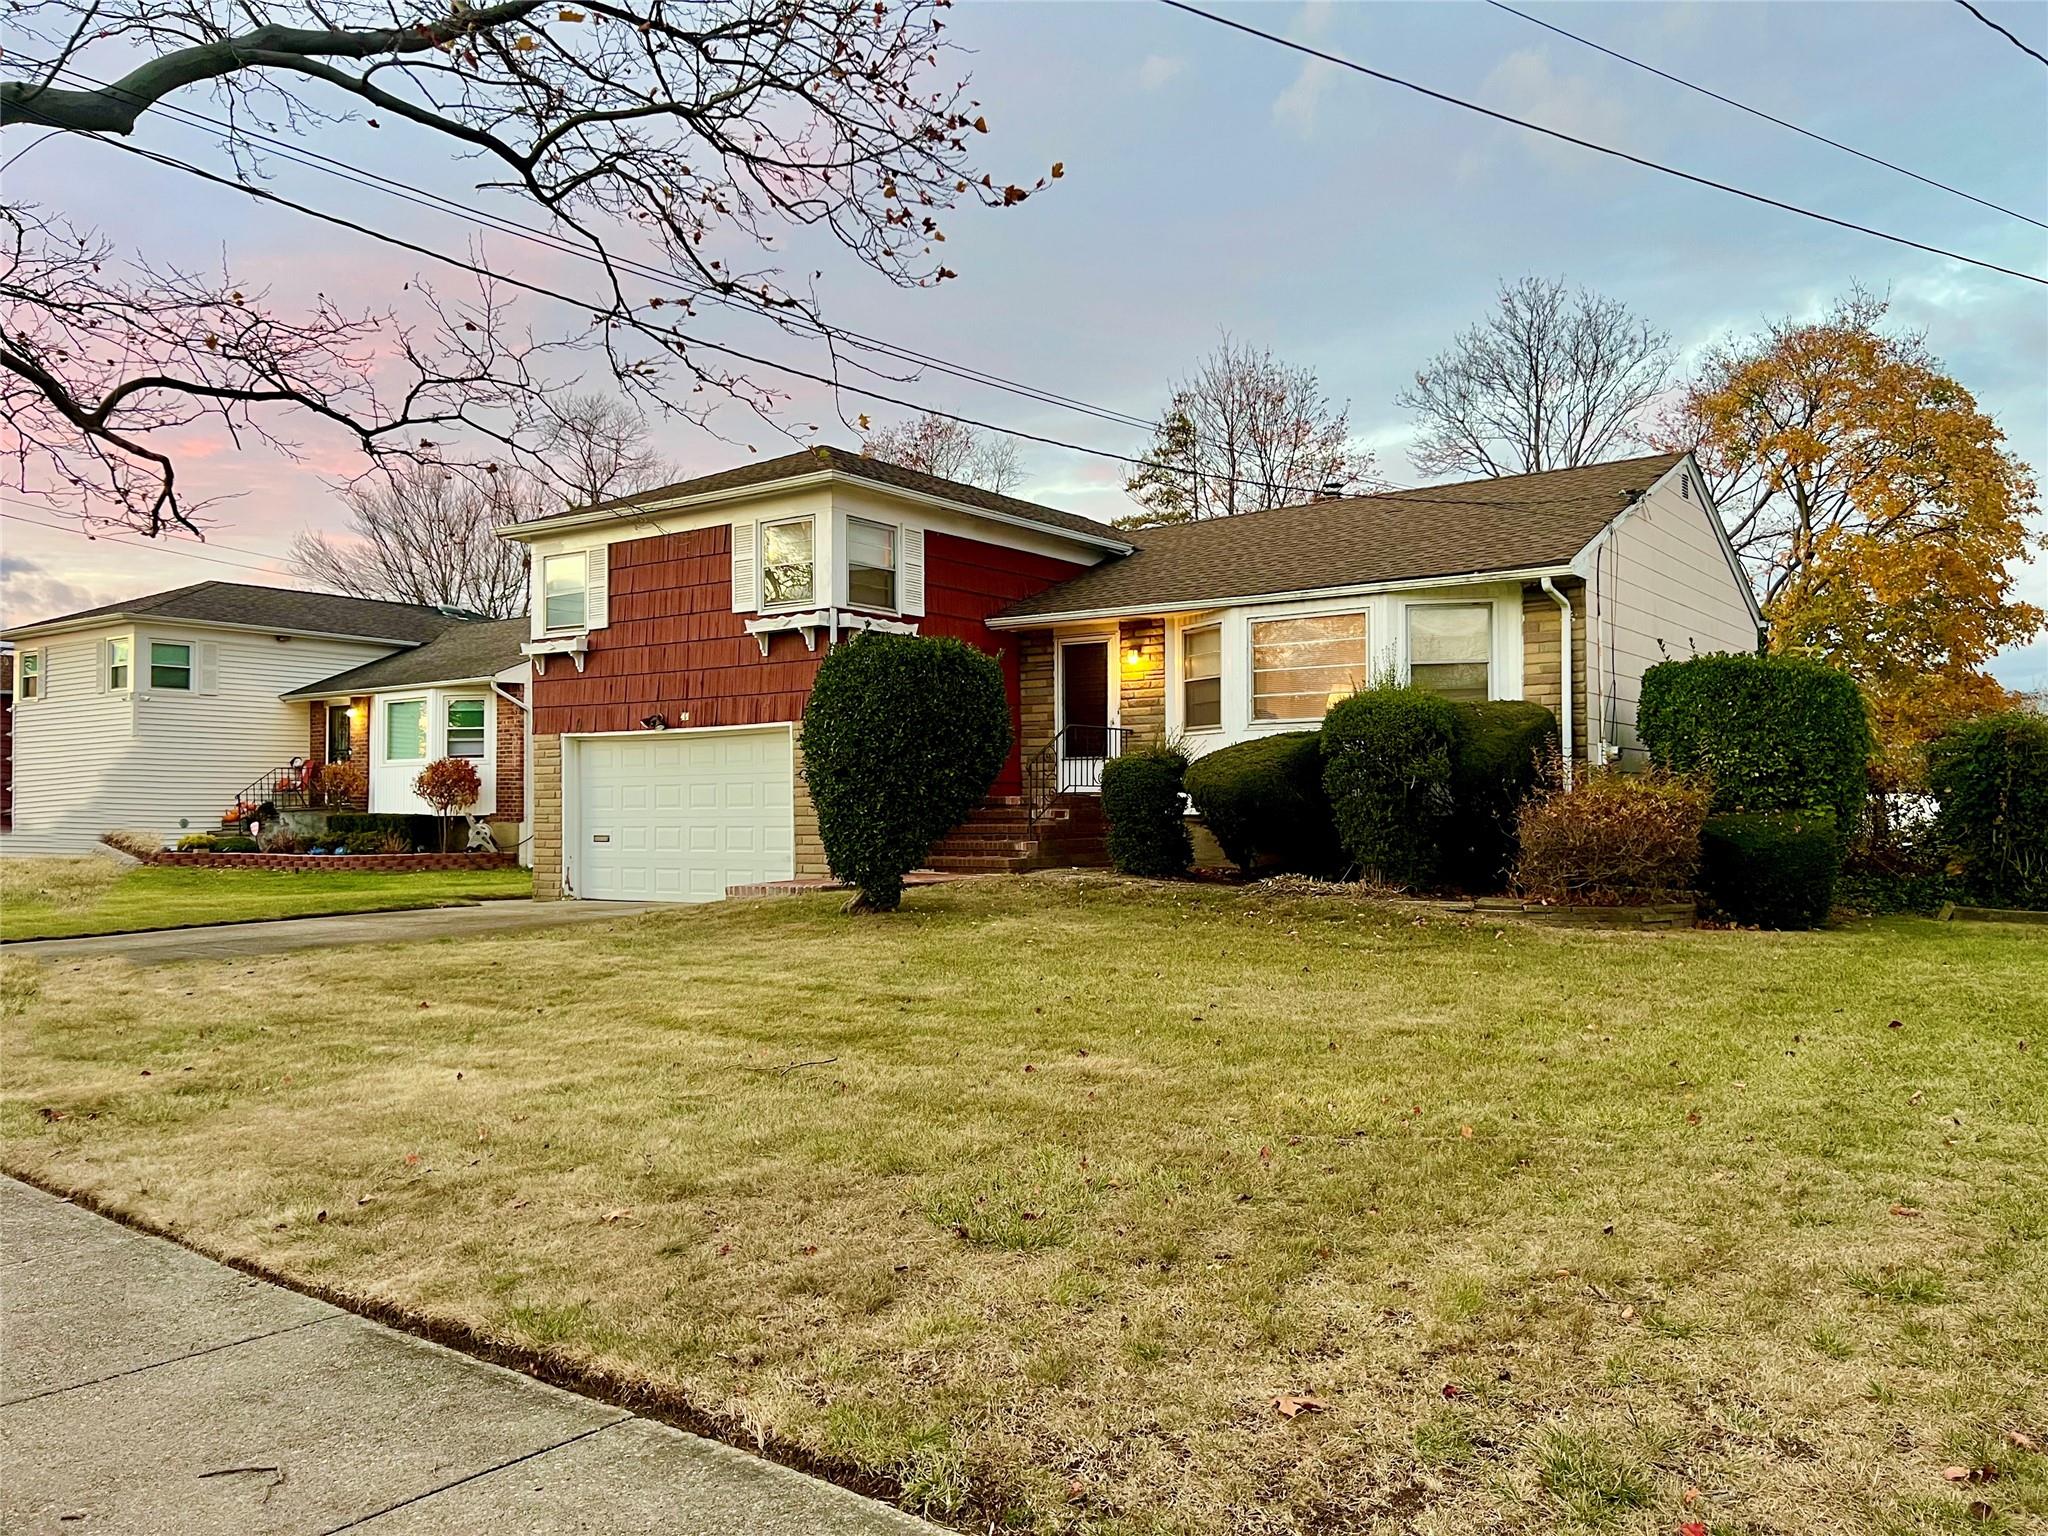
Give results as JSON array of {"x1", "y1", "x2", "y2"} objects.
[
  {"x1": 1398, "y1": 276, "x2": 1673, "y2": 479},
  {"x1": 0, "y1": 0, "x2": 1056, "y2": 537},
  {"x1": 859, "y1": 412, "x2": 1021, "y2": 493},
  {"x1": 539, "y1": 392, "x2": 677, "y2": 508},
  {"x1": 1120, "y1": 334, "x2": 1372, "y2": 528}
]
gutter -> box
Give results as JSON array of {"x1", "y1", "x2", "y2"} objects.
[{"x1": 1540, "y1": 577, "x2": 1575, "y2": 787}]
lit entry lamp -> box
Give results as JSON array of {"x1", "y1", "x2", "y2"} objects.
[{"x1": 1122, "y1": 644, "x2": 1146, "y2": 670}]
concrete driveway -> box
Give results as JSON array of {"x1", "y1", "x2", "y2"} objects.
[
  {"x1": 4, "y1": 900, "x2": 664, "y2": 966},
  {"x1": 0, "y1": 1178, "x2": 936, "y2": 1534}
]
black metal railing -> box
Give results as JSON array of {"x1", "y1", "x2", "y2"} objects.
[
  {"x1": 1023, "y1": 725, "x2": 1134, "y2": 830},
  {"x1": 223, "y1": 756, "x2": 365, "y2": 826}
]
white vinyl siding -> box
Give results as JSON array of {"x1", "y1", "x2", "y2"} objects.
[{"x1": 1, "y1": 622, "x2": 395, "y2": 855}]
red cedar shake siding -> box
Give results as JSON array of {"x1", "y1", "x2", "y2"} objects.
[{"x1": 529, "y1": 525, "x2": 1086, "y2": 795}]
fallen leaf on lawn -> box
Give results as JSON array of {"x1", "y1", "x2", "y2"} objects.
[
  {"x1": 356, "y1": 1194, "x2": 375, "y2": 1206},
  {"x1": 1441, "y1": 1383, "x2": 1464, "y2": 1399},
  {"x1": 1685, "y1": 1109, "x2": 1703, "y2": 1126},
  {"x1": 314, "y1": 1210, "x2": 327, "y2": 1223},
  {"x1": 38, "y1": 1108, "x2": 65, "y2": 1122},
  {"x1": 403, "y1": 1152, "x2": 420, "y2": 1166},
  {"x1": 1620, "y1": 1304, "x2": 1637, "y2": 1322},
  {"x1": 2008, "y1": 1430, "x2": 2040, "y2": 1450},
  {"x1": 1943, "y1": 1466, "x2": 1972, "y2": 1482},
  {"x1": 599, "y1": 1207, "x2": 631, "y2": 1223},
  {"x1": 1272, "y1": 1393, "x2": 1327, "y2": 1419},
  {"x1": 1682, "y1": 1485, "x2": 1702, "y2": 1504},
  {"x1": 1460, "y1": 1125, "x2": 1474, "y2": 1139},
  {"x1": 1890, "y1": 1205, "x2": 1922, "y2": 1217},
  {"x1": 1968, "y1": 1501, "x2": 1994, "y2": 1522},
  {"x1": 1680, "y1": 1523, "x2": 1707, "y2": 1536},
  {"x1": 1909, "y1": 1090, "x2": 1925, "y2": 1105}
]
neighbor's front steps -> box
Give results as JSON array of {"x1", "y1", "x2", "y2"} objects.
[{"x1": 922, "y1": 794, "x2": 1108, "y2": 875}]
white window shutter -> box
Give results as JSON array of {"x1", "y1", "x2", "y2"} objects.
[
  {"x1": 197, "y1": 641, "x2": 220, "y2": 694},
  {"x1": 900, "y1": 525, "x2": 926, "y2": 617},
  {"x1": 36, "y1": 646, "x2": 49, "y2": 699},
  {"x1": 586, "y1": 543, "x2": 609, "y2": 630},
  {"x1": 730, "y1": 519, "x2": 757, "y2": 613},
  {"x1": 94, "y1": 639, "x2": 108, "y2": 694}
]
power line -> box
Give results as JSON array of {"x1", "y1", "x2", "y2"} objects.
[
  {"x1": 1953, "y1": 0, "x2": 2048, "y2": 67},
  {"x1": 1487, "y1": 0, "x2": 2047, "y2": 231},
  {"x1": 1, "y1": 509, "x2": 289, "y2": 574},
  {"x1": 1156, "y1": 0, "x2": 2048, "y2": 286}
]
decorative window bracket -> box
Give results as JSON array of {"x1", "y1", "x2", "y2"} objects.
[
  {"x1": 743, "y1": 608, "x2": 918, "y2": 658},
  {"x1": 521, "y1": 632, "x2": 590, "y2": 674}
]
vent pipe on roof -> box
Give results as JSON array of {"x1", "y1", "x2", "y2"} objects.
[{"x1": 1315, "y1": 478, "x2": 1346, "y2": 501}]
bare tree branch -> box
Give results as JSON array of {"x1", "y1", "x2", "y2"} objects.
[{"x1": 859, "y1": 410, "x2": 1020, "y2": 492}]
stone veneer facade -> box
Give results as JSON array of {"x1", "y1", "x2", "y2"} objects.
[{"x1": 1520, "y1": 580, "x2": 1590, "y2": 759}]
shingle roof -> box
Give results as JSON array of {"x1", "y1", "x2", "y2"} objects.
[
  {"x1": 282, "y1": 617, "x2": 530, "y2": 699},
  {"x1": 517, "y1": 446, "x2": 1132, "y2": 549},
  {"x1": 0, "y1": 580, "x2": 474, "y2": 644},
  {"x1": 995, "y1": 453, "x2": 1688, "y2": 621}
]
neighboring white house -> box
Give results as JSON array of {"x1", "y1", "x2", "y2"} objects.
[{"x1": 0, "y1": 582, "x2": 477, "y2": 854}]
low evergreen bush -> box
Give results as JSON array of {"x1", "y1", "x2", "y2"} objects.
[
  {"x1": 324, "y1": 813, "x2": 435, "y2": 851},
  {"x1": 1102, "y1": 743, "x2": 1194, "y2": 878},
  {"x1": 1638, "y1": 652, "x2": 1871, "y2": 829},
  {"x1": 1181, "y1": 732, "x2": 1335, "y2": 874},
  {"x1": 1927, "y1": 710, "x2": 2048, "y2": 909},
  {"x1": 1448, "y1": 699, "x2": 1558, "y2": 889},
  {"x1": 801, "y1": 632, "x2": 1011, "y2": 912},
  {"x1": 1699, "y1": 812, "x2": 1840, "y2": 929},
  {"x1": 1514, "y1": 767, "x2": 1710, "y2": 905},
  {"x1": 1320, "y1": 685, "x2": 1462, "y2": 888}
]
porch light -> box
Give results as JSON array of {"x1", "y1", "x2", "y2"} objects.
[{"x1": 1122, "y1": 645, "x2": 1145, "y2": 669}]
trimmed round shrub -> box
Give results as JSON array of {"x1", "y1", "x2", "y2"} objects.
[
  {"x1": 1182, "y1": 731, "x2": 1336, "y2": 874},
  {"x1": 1638, "y1": 652, "x2": 1872, "y2": 830},
  {"x1": 1927, "y1": 710, "x2": 2048, "y2": 908},
  {"x1": 1320, "y1": 685, "x2": 1462, "y2": 889},
  {"x1": 1514, "y1": 769, "x2": 1710, "y2": 905},
  {"x1": 1101, "y1": 744, "x2": 1193, "y2": 878},
  {"x1": 1448, "y1": 700, "x2": 1558, "y2": 890},
  {"x1": 1699, "y1": 811, "x2": 1840, "y2": 929},
  {"x1": 801, "y1": 632, "x2": 1011, "y2": 912}
]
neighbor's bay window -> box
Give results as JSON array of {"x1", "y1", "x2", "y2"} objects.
[
  {"x1": 542, "y1": 551, "x2": 588, "y2": 631},
  {"x1": 846, "y1": 517, "x2": 897, "y2": 610},
  {"x1": 760, "y1": 517, "x2": 815, "y2": 609},
  {"x1": 107, "y1": 637, "x2": 130, "y2": 691},
  {"x1": 149, "y1": 640, "x2": 192, "y2": 691},
  {"x1": 1251, "y1": 613, "x2": 1368, "y2": 722},
  {"x1": 385, "y1": 698, "x2": 427, "y2": 761},
  {"x1": 446, "y1": 698, "x2": 486, "y2": 759},
  {"x1": 1182, "y1": 623, "x2": 1222, "y2": 730},
  {"x1": 1408, "y1": 604, "x2": 1492, "y2": 702}
]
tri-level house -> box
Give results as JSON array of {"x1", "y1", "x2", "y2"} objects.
[{"x1": 504, "y1": 446, "x2": 1761, "y2": 902}]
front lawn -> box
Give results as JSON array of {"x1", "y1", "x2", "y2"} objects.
[
  {"x1": 2, "y1": 877, "x2": 2042, "y2": 1533},
  {"x1": 0, "y1": 856, "x2": 533, "y2": 940}
]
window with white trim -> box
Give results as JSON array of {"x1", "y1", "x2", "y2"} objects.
[
  {"x1": 760, "y1": 518, "x2": 815, "y2": 609},
  {"x1": 445, "y1": 698, "x2": 486, "y2": 759},
  {"x1": 19, "y1": 650, "x2": 40, "y2": 700},
  {"x1": 1182, "y1": 624, "x2": 1222, "y2": 730},
  {"x1": 542, "y1": 551, "x2": 588, "y2": 631},
  {"x1": 1251, "y1": 613, "x2": 1367, "y2": 722},
  {"x1": 846, "y1": 517, "x2": 897, "y2": 610},
  {"x1": 1407, "y1": 603, "x2": 1492, "y2": 703},
  {"x1": 149, "y1": 640, "x2": 193, "y2": 692},
  {"x1": 107, "y1": 637, "x2": 130, "y2": 691},
  {"x1": 385, "y1": 698, "x2": 427, "y2": 761}
]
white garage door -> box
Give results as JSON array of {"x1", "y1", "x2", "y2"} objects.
[{"x1": 571, "y1": 728, "x2": 795, "y2": 902}]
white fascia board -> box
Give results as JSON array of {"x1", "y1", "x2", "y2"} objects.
[
  {"x1": 497, "y1": 469, "x2": 1133, "y2": 557},
  {"x1": 1, "y1": 613, "x2": 431, "y2": 648},
  {"x1": 985, "y1": 563, "x2": 1577, "y2": 630}
]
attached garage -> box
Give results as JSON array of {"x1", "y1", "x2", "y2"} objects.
[{"x1": 566, "y1": 726, "x2": 795, "y2": 901}]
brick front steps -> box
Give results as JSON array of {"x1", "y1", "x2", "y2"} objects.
[
  {"x1": 141, "y1": 852, "x2": 520, "y2": 873},
  {"x1": 924, "y1": 794, "x2": 1109, "y2": 875}
]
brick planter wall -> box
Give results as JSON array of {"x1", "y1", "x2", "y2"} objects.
[{"x1": 140, "y1": 851, "x2": 519, "y2": 873}]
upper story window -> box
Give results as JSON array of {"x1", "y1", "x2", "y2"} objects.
[
  {"x1": 446, "y1": 698, "x2": 486, "y2": 759},
  {"x1": 846, "y1": 517, "x2": 897, "y2": 610},
  {"x1": 760, "y1": 517, "x2": 815, "y2": 609},
  {"x1": 18, "y1": 650, "x2": 40, "y2": 700},
  {"x1": 1408, "y1": 603, "x2": 1491, "y2": 702},
  {"x1": 385, "y1": 698, "x2": 427, "y2": 761},
  {"x1": 1182, "y1": 624, "x2": 1222, "y2": 730},
  {"x1": 1251, "y1": 613, "x2": 1367, "y2": 722},
  {"x1": 149, "y1": 640, "x2": 193, "y2": 692},
  {"x1": 107, "y1": 637, "x2": 131, "y2": 691},
  {"x1": 543, "y1": 551, "x2": 588, "y2": 632}
]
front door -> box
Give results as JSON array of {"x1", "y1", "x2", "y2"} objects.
[{"x1": 1059, "y1": 639, "x2": 1112, "y2": 787}]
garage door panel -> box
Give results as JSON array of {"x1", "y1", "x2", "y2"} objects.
[{"x1": 573, "y1": 728, "x2": 794, "y2": 903}]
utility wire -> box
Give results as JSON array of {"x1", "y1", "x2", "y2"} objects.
[
  {"x1": 1487, "y1": 0, "x2": 2047, "y2": 230},
  {"x1": 1157, "y1": 0, "x2": 2048, "y2": 286},
  {"x1": 1952, "y1": 0, "x2": 2048, "y2": 67},
  {"x1": 2, "y1": 509, "x2": 290, "y2": 574}
]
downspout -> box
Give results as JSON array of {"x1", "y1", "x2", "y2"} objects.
[
  {"x1": 493, "y1": 681, "x2": 532, "y2": 868},
  {"x1": 1540, "y1": 577, "x2": 1575, "y2": 787}
]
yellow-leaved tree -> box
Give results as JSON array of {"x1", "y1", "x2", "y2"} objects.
[{"x1": 1664, "y1": 289, "x2": 2043, "y2": 782}]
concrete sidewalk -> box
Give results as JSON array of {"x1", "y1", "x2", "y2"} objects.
[
  {"x1": 0, "y1": 1179, "x2": 936, "y2": 1534},
  {"x1": 3, "y1": 899, "x2": 664, "y2": 966}
]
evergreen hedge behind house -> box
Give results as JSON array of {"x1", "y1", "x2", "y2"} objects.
[
  {"x1": 801, "y1": 633, "x2": 1012, "y2": 912},
  {"x1": 1927, "y1": 710, "x2": 2048, "y2": 909},
  {"x1": 1638, "y1": 652, "x2": 1872, "y2": 830},
  {"x1": 1102, "y1": 743, "x2": 1194, "y2": 878},
  {"x1": 1181, "y1": 732, "x2": 1336, "y2": 874},
  {"x1": 1699, "y1": 812, "x2": 1840, "y2": 929},
  {"x1": 1320, "y1": 685, "x2": 1463, "y2": 889}
]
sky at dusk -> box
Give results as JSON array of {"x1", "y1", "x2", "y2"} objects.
[{"x1": 4, "y1": 0, "x2": 2046, "y2": 686}]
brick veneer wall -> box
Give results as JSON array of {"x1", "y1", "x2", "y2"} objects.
[
  {"x1": 307, "y1": 701, "x2": 329, "y2": 771},
  {"x1": 494, "y1": 684, "x2": 525, "y2": 821},
  {"x1": 141, "y1": 851, "x2": 517, "y2": 872},
  {"x1": 1522, "y1": 581, "x2": 1589, "y2": 759},
  {"x1": 1116, "y1": 617, "x2": 1166, "y2": 744},
  {"x1": 531, "y1": 733, "x2": 563, "y2": 899}
]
